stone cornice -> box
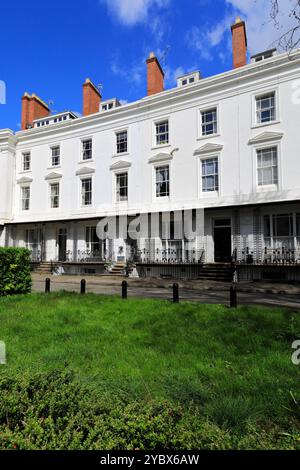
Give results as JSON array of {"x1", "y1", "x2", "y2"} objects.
[
  {"x1": 248, "y1": 131, "x2": 284, "y2": 145},
  {"x1": 194, "y1": 143, "x2": 223, "y2": 156},
  {"x1": 75, "y1": 166, "x2": 95, "y2": 176},
  {"x1": 148, "y1": 152, "x2": 173, "y2": 164},
  {"x1": 12, "y1": 50, "x2": 300, "y2": 145},
  {"x1": 45, "y1": 172, "x2": 63, "y2": 180},
  {"x1": 110, "y1": 160, "x2": 132, "y2": 171}
]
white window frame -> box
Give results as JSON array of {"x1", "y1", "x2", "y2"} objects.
[
  {"x1": 20, "y1": 185, "x2": 31, "y2": 211},
  {"x1": 154, "y1": 164, "x2": 170, "y2": 200},
  {"x1": 22, "y1": 152, "x2": 31, "y2": 172},
  {"x1": 197, "y1": 104, "x2": 220, "y2": 140},
  {"x1": 80, "y1": 137, "x2": 93, "y2": 162},
  {"x1": 80, "y1": 176, "x2": 93, "y2": 207},
  {"x1": 252, "y1": 88, "x2": 280, "y2": 128},
  {"x1": 253, "y1": 142, "x2": 281, "y2": 192},
  {"x1": 201, "y1": 156, "x2": 219, "y2": 194},
  {"x1": 115, "y1": 128, "x2": 129, "y2": 155},
  {"x1": 256, "y1": 146, "x2": 278, "y2": 188},
  {"x1": 49, "y1": 181, "x2": 60, "y2": 209},
  {"x1": 152, "y1": 117, "x2": 170, "y2": 149},
  {"x1": 50, "y1": 145, "x2": 61, "y2": 167},
  {"x1": 115, "y1": 171, "x2": 128, "y2": 203},
  {"x1": 199, "y1": 107, "x2": 218, "y2": 137},
  {"x1": 197, "y1": 153, "x2": 221, "y2": 198}
]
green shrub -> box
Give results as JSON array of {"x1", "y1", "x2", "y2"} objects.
[
  {"x1": 0, "y1": 247, "x2": 31, "y2": 296},
  {"x1": 0, "y1": 370, "x2": 299, "y2": 450}
]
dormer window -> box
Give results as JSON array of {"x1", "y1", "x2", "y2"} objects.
[
  {"x1": 101, "y1": 99, "x2": 121, "y2": 112},
  {"x1": 177, "y1": 71, "x2": 200, "y2": 87}
]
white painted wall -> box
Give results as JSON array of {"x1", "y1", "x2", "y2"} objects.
[{"x1": 0, "y1": 51, "x2": 300, "y2": 227}]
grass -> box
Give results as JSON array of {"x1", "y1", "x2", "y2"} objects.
[{"x1": 0, "y1": 292, "x2": 300, "y2": 449}]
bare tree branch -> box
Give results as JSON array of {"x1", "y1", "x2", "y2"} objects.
[{"x1": 269, "y1": 0, "x2": 300, "y2": 53}]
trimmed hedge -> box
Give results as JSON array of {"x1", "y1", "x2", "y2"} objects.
[{"x1": 0, "y1": 247, "x2": 32, "y2": 296}]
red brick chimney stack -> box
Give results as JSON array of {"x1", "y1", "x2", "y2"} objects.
[
  {"x1": 21, "y1": 93, "x2": 50, "y2": 130},
  {"x1": 146, "y1": 52, "x2": 164, "y2": 96},
  {"x1": 231, "y1": 16, "x2": 248, "y2": 69},
  {"x1": 82, "y1": 78, "x2": 101, "y2": 116}
]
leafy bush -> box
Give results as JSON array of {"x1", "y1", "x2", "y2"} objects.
[
  {"x1": 0, "y1": 247, "x2": 31, "y2": 296},
  {"x1": 0, "y1": 370, "x2": 299, "y2": 450}
]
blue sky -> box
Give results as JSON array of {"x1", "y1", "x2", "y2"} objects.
[{"x1": 0, "y1": 0, "x2": 295, "y2": 130}]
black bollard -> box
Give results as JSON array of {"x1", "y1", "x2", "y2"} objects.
[
  {"x1": 122, "y1": 280, "x2": 128, "y2": 299},
  {"x1": 80, "y1": 279, "x2": 86, "y2": 294},
  {"x1": 173, "y1": 283, "x2": 179, "y2": 303},
  {"x1": 230, "y1": 285, "x2": 237, "y2": 308},
  {"x1": 45, "y1": 278, "x2": 51, "y2": 293}
]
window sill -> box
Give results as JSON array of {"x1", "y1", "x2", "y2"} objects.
[
  {"x1": 257, "y1": 184, "x2": 278, "y2": 192},
  {"x1": 19, "y1": 170, "x2": 32, "y2": 174},
  {"x1": 200, "y1": 191, "x2": 219, "y2": 198},
  {"x1": 197, "y1": 133, "x2": 220, "y2": 141},
  {"x1": 78, "y1": 159, "x2": 94, "y2": 164},
  {"x1": 47, "y1": 166, "x2": 61, "y2": 170},
  {"x1": 251, "y1": 120, "x2": 280, "y2": 130},
  {"x1": 151, "y1": 143, "x2": 171, "y2": 151},
  {"x1": 112, "y1": 152, "x2": 130, "y2": 158},
  {"x1": 154, "y1": 196, "x2": 170, "y2": 202}
]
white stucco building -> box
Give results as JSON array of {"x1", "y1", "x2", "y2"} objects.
[{"x1": 1, "y1": 18, "x2": 300, "y2": 280}]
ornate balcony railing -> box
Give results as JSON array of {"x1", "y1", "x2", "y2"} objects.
[
  {"x1": 132, "y1": 248, "x2": 205, "y2": 264},
  {"x1": 233, "y1": 247, "x2": 300, "y2": 265},
  {"x1": 65, "y1": 250, "x2": 106, "y2": 263}
]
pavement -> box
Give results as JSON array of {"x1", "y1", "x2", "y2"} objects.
[{"x1": 31, "y1": 273, "x2": 300, "y2": 310}]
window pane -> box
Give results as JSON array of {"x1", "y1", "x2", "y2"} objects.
[
  {"x1": 202, "y1": 157, "x2": 219, "y2": 192},
  {"x1": 273, "y1": 214, "x2": 292, "y2": 237},
  {"x1": 50, "y1": 183, "x2": 59, "y2": 208},
  {"x1": 82, "y1": 140, "x2": 92, "y2": 160},
  {"x1": 256, "y1": 93, "x2": 275, "y2": 123},
  {"x1": 156, "y1": 166, "x2": 169, "y2": 197},
  {"x1": 51, "y1": 147, "x2": 60, "y2": 166},
  {"x1": 82, "y1": 178, "x2": 92, "y2": 205},
  {"x1": 116, "y1": 172, "x2": 128, "y2": 202},
  {"x1": 201, "y1": 108, "x2": 217, "y2": 136},
  {"x1": 257, "y1": 147, "x2": 278, "y2": 186},
  {"x1": 156, "y1": 121, "x2": 169, "y2": 145},
  {"x1": 116, "y1": 131, "x2": 128, "y2": 154}
]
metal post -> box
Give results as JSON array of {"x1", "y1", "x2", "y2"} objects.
[
  {"x1": 122, "y1": 280, "x2": 128, "y2": 299},
  {"x1": 230, "y1": 285, "x2": 237, "y2": 308},
  {"x1": 45, "y1": 278, "x2": 51, "y2": 293},
  {"x1": 80, "y1": 279, "x2": 86, "y2": 294},
  {"x1": 173, "y1": 283, "x2": 179, "y2": 303}
]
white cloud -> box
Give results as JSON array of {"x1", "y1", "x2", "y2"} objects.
[
  {"x1": 226, "y1": 0, "x2": 297, "y2": 54},
  {"x1": 111, "y1": 57, "x2": 145, "y2": 86},
  {"x1": 186, "y1": 0, "x2": 298, "y2": 62},
  {"x1": 101, "y1": 0, "x2": 169, "y2": 26}
]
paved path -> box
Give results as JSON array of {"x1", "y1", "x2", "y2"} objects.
[{"x1": 32, "y1": 275, "x2": 300, "y2": 310}]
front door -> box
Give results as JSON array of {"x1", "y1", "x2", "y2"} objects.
[
  {"x1": 214, "y1": 219, "x2": 232, "y2": 263},
  {"x1": 58, "y1": 228, "x2": 67, "y2": 262}
]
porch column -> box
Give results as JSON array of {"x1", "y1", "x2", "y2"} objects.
[
  {"x1": 253, "y1": 208, "x2": 263, "y2": 262},
  {"x1": 73, "y1": 222, "x2": 78, "y2": 262}
]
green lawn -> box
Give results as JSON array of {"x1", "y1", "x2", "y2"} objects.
[{"x1": 0, "y1": 292, "x2": 300, "y2": 450}]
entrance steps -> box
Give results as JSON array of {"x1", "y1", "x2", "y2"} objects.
[
  {"x1": 109, "y1": 262, "x2": 126, "y2": 276},
  {"x1": 33, "y1": 262, "x2": 53, "y2": 275},
  {"x1": 198, "y1": 263, "x2": 235, "y2": 282}
]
